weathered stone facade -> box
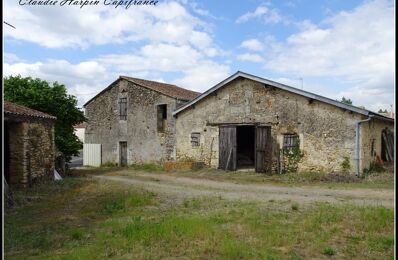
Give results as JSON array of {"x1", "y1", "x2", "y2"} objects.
[
  {"x1": 175, "y1": 77, "x2": 394, "y2": 174},
  {"x1": 84, "y1": 78, "x2": 198, "y2": 165},
  {"x1": 4, "y1": 102, "x2": 56, "y2": 186}
]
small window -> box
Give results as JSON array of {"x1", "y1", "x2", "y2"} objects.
[
  {"x1": 283, "y1": 134, "x2": 299, "y2": 150},
  {"x1": 119, "y1": 97, "x2": 127, "y2": 120},
  {"x1": 191, "y1": 132, "x2": 200, "y2": 147},
  {"x1": 157, "y1": 104, "x2": 167, "y2": 132}
]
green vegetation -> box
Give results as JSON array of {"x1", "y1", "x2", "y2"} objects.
[
  {"x1": 291, "y1": 203, "x2": 299, "y2": 211},
  {"x1": 323, "y1": 246, "x2": 336, "y2": 256},
  {"x1": 129, "y1": 163, "x2": 164, "y2": 172},
  {"x1": 4, "y1": 75, "x2": 85, "y2": 161},
  {"x1": 340, "y1": 97, "x2": 353, "y2": 105},
  {"x1": 363, "y1": 161, "x2": 385, "y2": 175},
  {"x1": 283, "y1": 140, "x2": 305, "y2": 173},
  {"x1": 341, "y1": 157, "x2": 351, "y2": 173},
  {"x1": 4, "y1": 176, "x2": 394, "y2": 259}
]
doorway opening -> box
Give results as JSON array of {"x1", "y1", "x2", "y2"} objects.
[
  {"x1": 236, "y1": 125, "x2": 255, "y2": 169},
  {"x1": 119, "y1": 141, "x2": 127, "y2": 166}
]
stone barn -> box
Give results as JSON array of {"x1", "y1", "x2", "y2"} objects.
[
  {"x1": 4, "y1": 101, "x2": 56, "y2": 186},
  {"x1": 84, "y1": 76, "x2": 200, "y2": 166},
  {"x1": 173, "y1": 71, "x2": 394, "y2": 175}
]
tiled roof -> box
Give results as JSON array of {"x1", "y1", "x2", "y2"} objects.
[
  {"x1": 73, "y1": 122, "x2": 86, "y2": 128},
  {"x1": 120, "y1": 76, "x2": 201, "y2": 101},
  {"x1": 4, "y1": 101, "x2": 57, "y2": 120}
]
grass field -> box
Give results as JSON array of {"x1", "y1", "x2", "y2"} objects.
[{"x1": 5, "y1": 170, "x2": 394, "y2": 259}]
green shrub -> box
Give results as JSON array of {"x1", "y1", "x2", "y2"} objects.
[
  {"x1": 364, "y1": 161, "x2": 385, "y2": 175},
  {"x1": 291, "y1": 203, "x2": 299, "y2": 211},
  {"x1": 283, "y1": 140, "x2": 304, "y2": 173},
  {"x1": 341, "y1": 157, "x2": 351, "y2": 173},
  {"x1": 101, "y1": 161, "x2": 118, "y2": 167},
  {"x1": 129, "y1": 163, "x2": 164, "y2": 172},
  {"x1": 322, "y1": 246, "x2": 336, "y2": 255}
]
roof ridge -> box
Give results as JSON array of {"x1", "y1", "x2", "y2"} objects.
[{"x1": 120, "y1": 75, "x2": 200, "y2": 93}]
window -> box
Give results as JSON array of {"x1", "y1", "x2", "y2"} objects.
[
  {"x1": 283, "y1": 134, "x2": 299, "y2": 150},
  {"x1": 119, "y1": 97, "x2": 127, "y2": 120},
  {"x1": 157, "y1": 104, "x2": 167, "y2": 132},
  {"x1": 191, "y1": 132, "x2": 200, "y2": 147}
]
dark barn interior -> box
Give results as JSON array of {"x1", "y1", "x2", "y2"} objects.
[{"x1": 236, "y1": 125, "x2": 255, "y2": 168}]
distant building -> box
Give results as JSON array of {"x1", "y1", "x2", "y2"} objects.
[
  {"x1": 4, "y1": 101, "x2": 56, "y2": 186},
  {"x1": 73, "y1": 122, "x2": 86, "y2": 143}
]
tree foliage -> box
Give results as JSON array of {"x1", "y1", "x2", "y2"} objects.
[
  {"x1": 340, "y1": 97, "x2": 353, "y2": 105},
  {"x1": 4, "y1": 75, "x2": 85, "y2": 161}
]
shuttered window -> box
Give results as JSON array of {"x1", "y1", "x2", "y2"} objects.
[
  {"x1": 119, "y1": 97, "x2": 127, "y2": 120},
  {"x1": 283, "y1": 134, "x2": 299, "y2": 150},
  {"x1": 191, "y1": 132, "x2": 200, "y2": 147}
]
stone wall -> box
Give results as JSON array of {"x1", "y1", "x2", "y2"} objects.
[
  {"x1": 7, "y1": 119, "x2": 55, "y2": 186},
  {"x1": 175, "y1": 77, "x2": 386, "y2": 174},
  {"x1": 85, "y1": 79, "x2": 178, "y2": 165},
  {"x1": 360, "y1": 118, "x2": 394, "y2": 171}
]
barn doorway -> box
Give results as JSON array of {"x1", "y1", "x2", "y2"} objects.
[
  {"x1": 119, "y1": 142, "x2": 128, "y2": 166},
  {"x1": 236, "y1": 125, "x2": 255, "y2": 169},
  {"x1": 219, "y1": 125, "x2": 272, "y2": 173}
]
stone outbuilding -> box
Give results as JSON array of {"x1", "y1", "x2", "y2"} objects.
[
  {"x1": 173, "y1": 71, "x2": 394, "y2": 175},
  {"x1": 4, "y1": 101, "x2": 57, "y2": 186},
  {"x1": 84, "y1": 76, "x2": 200, "y2": 166}
]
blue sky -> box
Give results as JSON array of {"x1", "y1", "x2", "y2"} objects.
[{"x1": 4, "y1": 0, "x2": 395, "y2": 112}]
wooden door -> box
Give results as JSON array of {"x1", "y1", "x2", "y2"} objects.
[
  {"x1": 381, "y1": 128, "x2": 394, "y2": 162},
  {"x1": 255, "y1": 126, "x2": 272, "y2": 173},
  {"x1": 119, "y1": 142, "x2": 127, "y2": 166},
  {"x1": 219, "y1": 126, "x2": 237, "y2": 171}
]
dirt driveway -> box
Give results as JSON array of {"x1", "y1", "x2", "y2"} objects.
[{"x1": 93, "y1": 172, "x2": 394, "y2": 207}]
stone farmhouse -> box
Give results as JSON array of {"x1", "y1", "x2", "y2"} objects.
[
  {"x1": 85, "y1": 72, "x2": 394, "y2": 175},
  {"x1": 4, "y1": 101, "x2": 56, "y2": 186},
  {"x1": 173, "y1": 72, "x2": 394, "y2": 174},
  {"x1": 83, "y1": 76, "x2": 200, "y2": 166}
]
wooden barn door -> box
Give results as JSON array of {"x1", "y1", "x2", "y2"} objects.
[
  {"x1": 381, "y1": 128, "x2": 394, "y2": 162},
  {"x1": 119, "y1": 142, "x2": 128, "y2": 166},
  {"x1": 255, "y1": 126, "x2": 272, "y2": 173},
  {"x1": 219, "y1": 126, "x2": 237, "y2": 171}
]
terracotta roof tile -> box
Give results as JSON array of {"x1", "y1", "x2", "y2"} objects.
[
  {"x1": 73, "y1": 122, "x2": 86, "y2": 128},
  {"x1": 120, "y1": 76, "x2": 201, "y2": 100},
  {"x1": 4, "y1": 101, "x2": 56, "y2": 120}
]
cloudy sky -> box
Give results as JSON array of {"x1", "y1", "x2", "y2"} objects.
[{"x1": 4, "y1": 0, "x2": 395, "y2": 112}]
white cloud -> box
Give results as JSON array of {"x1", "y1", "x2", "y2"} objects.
[
  {"x1": 4, "y1": 42, "x2": 230, "y2": 105},
  {"x1": 4, "y1": 0, "x2": 213, "y2": 50},
  {"x1": 263, "y1": 0, "x2": 394, "y2": 111},
  {"x1": 236, "y1": 4, "x2": 286, "y2": 25},
  {"x1": 98, "y1": 43, "x2": 230, "y2": 91},
  {"x1": 4, "y1": 0, "x2": 230, "y2": 104},
  {"x1": 236, "y1": 5, "x2": 268, "y2": 23},
  {"x1": 240, "y1": 38, "x2": 263, "y2": 51},
  {"x1": 237, "y1": 53, "x2": 264, "y2": 63}
]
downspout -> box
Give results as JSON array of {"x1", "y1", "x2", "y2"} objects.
[{"x1": 355, "y1": 115, "x2": 373, "y2": 177}]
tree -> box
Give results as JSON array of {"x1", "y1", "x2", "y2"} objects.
[
  {"x1": 4, "y1": 75, "x2": 85, "y2": 161},
  {"x1": 340, "y1": 97, "x2": 353, "y2": 105},
  {"x1": 378, "y1": 109, "x2": 388, "y2": 113}
]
